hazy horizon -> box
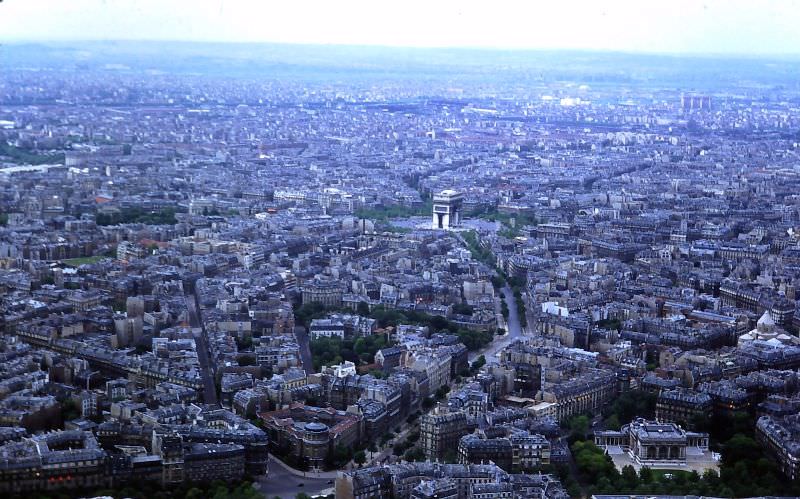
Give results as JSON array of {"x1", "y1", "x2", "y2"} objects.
[
  {"x1": 2, "y1": 0, "x2": 800, "y2": 56},
  {"x1": 5, "y1": 39, "x2": 800, "y2": 61}
]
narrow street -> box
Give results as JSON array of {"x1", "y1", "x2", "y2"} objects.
[
  {"x1": 255, "y1": 454, "x2": 336, "y2": 498},
  {"x1": 185, "y1": 292, "x2": 219, "y2": 406},
  {"x1": 294, "y1": 325, "x2": 315, "y2": 374},
  {"x1": 470, "y1": 284, "x2": 525, "y2": 365},
  {"x1": 366, "y1": 423, "x2": 417, "y2": 467},
  {"x1": 501, "y1": 284, "x2": 525, "y2": 338}
]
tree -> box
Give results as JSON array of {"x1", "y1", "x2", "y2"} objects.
[
  {"x1": 708, "y1": 411, "x2": 753, "y2": 443},
  {"x1": 490, "y1": 275, "x2": 505, "y2": 289},
  {"x1": 566, "y1": 483, "x2": 582, "y2": 498},
  {"x1": 568, "y1": 415, "x2": 590, "y2": 442},
  {"x1": 429, "y1": 315, "x2": 450, "y2": 332},
  {"x1": 620, "y1": 464, "x2": 638, "y2": 490},
  {"x1": 603, "y1": 390, "x2": 656, "y2": 425},
  {"x1": 404, "y1": 447, "x2": 425, "y2": 461},
  {"x1": 572, "y1": 441, "x2": 617, "y2": 483},
  {"x1": 61, "y1": 398, "x2": 81, "y2": 422},
  {"x1": 210, "y1": 484, "x2": 230, "y2": 499},
  {"x1": 333, "y1": 443, "x2": 351, "y2": 466},
  {"x1": 237, "y1": 355, "x2": 257, "y2": 367},
  {"x1": 185, "y1": 488, "x2": 204, "y2": 499},
  {"x1": 470, "y1": 355, "x2": 486, "y2": 373},
  {"x1": 354, "y1": 450, "x2": 367, "y2": 466},
  {"x1": 722, "y1": 433, "x2": 762, "y2": 467},
  {"x1": 311, "y1": 334, "x2": 391, "y2": 371},
  {"x1": 294, "y1": 301, "x2": 329, "y2": 327},
  {"x1": 604, "y1": 414, "x2": 621, "y2": 430},
  {"x1": 354, "y1": 337, "x2": 367, "y2": 356},
  {"x1": 357, "y1": 301, "x2": 370, "y2": 316},
  {"x1": 235, "y1": 335, "x2": 253, "y2": 351},
  {"x1": 452, "y1": 302, "x2": 474, "y2": 316},
  {"x1": 596, "y1": 476, "x2": 613, "y2": 493}
]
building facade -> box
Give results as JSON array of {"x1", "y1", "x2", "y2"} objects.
[
  {"x1": 594, "y1": 419, "x2": 709, "y2": 466},
  {"x1": 421, "y1": 409, "x2": 470, "y2": 461}
]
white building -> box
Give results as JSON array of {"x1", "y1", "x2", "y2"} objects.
[
  {"x1": 432, "y1": 189, "x2": 463, "y2": 230},
  {"x1": 309, "y1": 318, "x2": 346, "y2": 339}
]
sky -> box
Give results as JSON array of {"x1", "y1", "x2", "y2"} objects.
[{"x1": 1, "y1": 0, "x2": 800, "y2": 55}]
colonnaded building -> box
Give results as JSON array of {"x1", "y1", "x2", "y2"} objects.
[{"x1": 593, "y1": 418, "x2": 714, "y2": 471}]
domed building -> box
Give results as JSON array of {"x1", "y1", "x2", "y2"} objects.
[
  {"x1": 259, "y1": 403, "x2": 363, "y2": 471},
  {"x1": 738, "y1": 311, "x2": 799, "y2": 348},
  {"x1": 302, "y1": 421, "x2": 330, "y2": 469}
]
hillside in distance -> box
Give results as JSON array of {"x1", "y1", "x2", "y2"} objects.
[{"x1": 2, "y1": 40, "x2": 800, "y2": 90}]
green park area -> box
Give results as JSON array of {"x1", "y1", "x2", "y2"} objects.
[
  {"x1": 61, "y1": 256, "x2": 106, "y2": 266},
  {"x1": 0, "y1": 143, "x2": 65, "y2": 165}
]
